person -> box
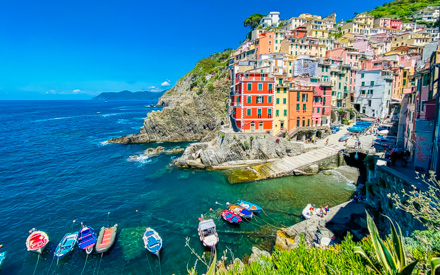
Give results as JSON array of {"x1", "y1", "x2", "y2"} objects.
[
  {"x1": 309, "y1": 205, "x2": 314, "y2": 216},
  {"x1": 320, "y1": 206, "x2": 326, "y2": 216},
  {"x1": 311, "y1": 137, "x2": 315, "y2": 144},
  {"x1": 325, "y1": 204, "x2": 329, "y2": 212},
  {"x1": 326, "y1": 138, "x2": 329, "y2": 146}
]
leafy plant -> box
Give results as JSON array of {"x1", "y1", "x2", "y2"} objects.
[
  {"x1": 391, "y1": 171, "x2": 440, "y2": 229},
  {"x1": 244, "y1": 14, "x2": 265, "y2": 30},
  {"x1": 243, "y1": 141, "x2": 250, "y2": 150},
  {"x1": 354, "y1": 212, "x2": 418, "y2": 274},
  {"x1": 405, "y1": 230, "x2": 440, "y2": 272}
]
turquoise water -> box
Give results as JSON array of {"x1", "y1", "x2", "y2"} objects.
[{"x1": 0, "y1": 100, "x2": 355, "y2": 274}]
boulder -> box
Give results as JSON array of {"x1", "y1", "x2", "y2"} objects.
[{"x1": 248, "y1": 247, "x2": 271, "y2": 265}]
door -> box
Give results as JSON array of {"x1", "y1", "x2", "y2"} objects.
[
  {"x1": 251, "y1": 122, "x2": 255, "y2": 132},
  {"x1": 259, "y1": 122, "x2": 263, "y2": 130}
]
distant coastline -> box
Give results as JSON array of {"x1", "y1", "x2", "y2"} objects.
[{"x1": 92, "y1": 90, "x2": 166, "y2": 101}]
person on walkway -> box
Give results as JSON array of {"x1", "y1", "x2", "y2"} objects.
[
  {"x1": 325, "y1": 204, "x2": 329, "y2": 212},
  {"x1": 326, "y1": 138, "x2": 329, "y2": 146},
  {"x1": 312, "y1": 137, "x2": 315, "y2": 144}
]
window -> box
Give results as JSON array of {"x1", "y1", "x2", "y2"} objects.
[
  {"x1": 279, "y1": 79, "x2": 283, "y2": 85},
  {"x1": 276, "y1": 110, "x2": 279, "y2": 116},
  {"x1": 403, "y1": 79, "x2": 406, "y2": 86},
  {"x1": 302, "y1": 118, "x2": 305, "y2": 126},
  {"x1": 303, "y1": 104, "x2": 306, "y2": 110},
  {"x1": 302, "y1": 94, "x2": 307, "y2": 102},
  {"x1": 297, "y1": 118, "x2": 300, "y2": 127},
  {"x1": 268, "y1": 83, "x2": 273, "y2": 91},
  {"x1": 247, "y1": 83, "x2": 252, "y2": 90},
  {"x1": 258, "y1": 83, "x2": 263, "y2": 91},
  {"x1": 268, "y1": 96, "x2": 272, "y2": 103},
  {"x1": 236, "y1": 96, "x2": 239, "y2": 103},
  {"x1": 368, "y1": 100, "x2": 371, "y2": 107},
  {"x1": 283, "y1": 98, "x2": 287, "y2": 104},
  {"x1": 307, "y1": 119, "x2": 310, "y2": 126},
  {"x1": 339, "y1": 83, "x2": 341, "y2": 89},
  {"x1": 247, "y1": 96, "x2": 252, "y2": 103},
  {"x1": 284, "y1": 89, "x2": 287, "y2": 93},
  {"x1": 268, "y1": 108, "x2": 272, "y2": 115},
  {"x1": 297, "y1": 92, "x2": 300, "y2": 101},
  {"x1": 276, "y1": 98, "x2": 279, "y2": 104},
  {"x1": 261, "y1": 75, "x2": 265, "y2": 81},
  {"x1": 296, "y1": 104, "x2": 300, "y2": 110},
  {"x1": 277, "y1": 88, "x2": 280, "y2": 93},
  {"x1": 257, "y1": 108, "x2": 262, "y2": 115},
  {"x1": 284, "y1": 110, "x2": 287, "y2": 116},
  {"x1": 322, "y1": 108, "x2": 325, "y2": 114},
  {"x1": 247, "y1": 109, "x2": 251, "y2": 116},
  {"x1": 370, "y1": 81, "x2": 374, "y2": 86},
  {"x1": 257, "y1": 96, "x2": 264, "y2": 103},
  {"x1": 361, "y1": 82, "x2": 365, "y2": 86},
  {"x1": 317, "y1": 107, "x2": 320, "y2": 113}
]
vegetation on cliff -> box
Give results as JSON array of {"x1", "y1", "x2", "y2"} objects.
[
  {"x1": 368, "y1": 0, "x2": 440, "y2": 20},
  {"x1": 244, "y1": 14, "x2": 265, "y2": 30}
]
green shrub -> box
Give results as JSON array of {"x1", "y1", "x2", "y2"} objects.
[{"x1": 243, "y1": 141, "x2": 250, "y2": 150}]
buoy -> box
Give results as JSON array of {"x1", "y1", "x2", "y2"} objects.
[
  {"x1": 198, "y1": 218, "x2": 201, "y2": 221},
  {"x1": 209, "y1": 208, "x2": 213, "y2": 211}
]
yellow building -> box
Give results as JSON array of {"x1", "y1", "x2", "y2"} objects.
[
  {"x1": 280, "y1": 37, "x2": 326, "y2": 58},
  {"x1": 391, "y1": 32, "x2": 430, "y2": 49},
  {"x1": 353, "y1": 13, "x2": 374, "y2": 28},
  {"x1": 306, "y1": 19, "x2": 329, "y2": 38},
  {"x1": 341, "y1": 22, "x2": 371, "y2": 35},
  {"x1": 273, "y1": 76, "x2": 290, "y2": 135}
]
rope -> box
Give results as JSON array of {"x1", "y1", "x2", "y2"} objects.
[
  {"x1": 80, "y1": 254, "x2": 89, "y2": 275},
  {"x1": 261, "y1": 208, "x2": 289, "y2": 227},
  {"x1": 158, "y1": 254, "x2": 162, "y2": 275},
  {"x1": 96, "y1": 253, "x2": 103, "y2": 275},
  {"x1": 32, "y1": 254, "x2": 40, "y2": 275},
  {"x1": 46, "y1": 255, "x2": 55, "y2": 275},
  {"x1": 146, "y1": 253, "x2": 153, "y2": 275}
]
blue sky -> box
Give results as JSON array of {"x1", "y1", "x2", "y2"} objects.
[{"x1": 0, "y1": 0, "x2": 386, "y2": 99}]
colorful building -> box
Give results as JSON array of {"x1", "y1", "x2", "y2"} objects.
[
  {"x1": 231, "y1": 72, "x2": 274, "y2": 132},
  {"x1": 288, "y1": 85, "x2": 314, "y2": 131},
  {"x1": 273, "y1": 76, "x2": 290, "y2": 135}
]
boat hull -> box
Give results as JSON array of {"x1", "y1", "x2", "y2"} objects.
[
  {"x1": 229, "y1": 204, "x2": 253, "y2": 219},
  {"x1": 78, "y1": 226, "x2": 97, "y2": 254},
  {"x1": 238, "y1": 200, "x2": 262, "y2": 213},
  {"x1": 302, "y1": 204, "x2": 313, "y2": 219},
  {"x1": 143, "y1": 227, "x2": 162, "y2": 256},
  {"x1": 54, "y1": 232, "x2": 78, "y2": 259},
  {"x1": 0, "y1": 252, "x2": 5, "y2": 267},
  {"x1": 220, "y1": 210, "x2": 242, "y2": 224},
  {"x1": 26, "y1": 231, "x2": 49, "y2": 254},
  {"x1": 96, "y1": 224, "x2": 118, "y2": 253}
]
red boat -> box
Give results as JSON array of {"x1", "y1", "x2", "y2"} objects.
[
  {"x1": 26, "y1": 229, "x2": 49, "y2": 254},
  {"x1": 220, "y1": 210, "x2": 242, "y2": 224}
]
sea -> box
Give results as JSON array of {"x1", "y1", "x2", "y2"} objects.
[{"x1": 0, "y1": 100, "x2": 356, "y2": 274}]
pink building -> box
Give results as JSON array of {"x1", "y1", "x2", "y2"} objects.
[
  {"x1": 377, "y1": 18, "x2": 402, "y2": 30},
  {"x1": 311, "y1": 85, "x2": 332, "y2": 126}
]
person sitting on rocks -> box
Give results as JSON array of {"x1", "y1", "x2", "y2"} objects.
[
  {"x1": 320, "y1": 206, "x2": 326, "y2": 216},
  {"x1": 325, "y1": 204, "x2": 329, "y2": 212}
]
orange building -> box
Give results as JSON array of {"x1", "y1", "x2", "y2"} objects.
[
  {"x1": 255, "y1": 31, "x2": 275, "y2": 58},
  {"x1": 288, "y1": 86, "x2": 314, "y2": 130},
  {"x1": 231, "y1": 72, "x2": 274, "y2": 132}
]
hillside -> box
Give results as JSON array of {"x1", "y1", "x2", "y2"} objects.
[
  {"x1": 92, "y1": 90, "x2": 165, "y2": 100},
  {"x1": 108, "y1": 49, "x2": 234, "y2": 144},
  {"x1": 368, "y1": 0, "x2": 440, "y2": 21}
]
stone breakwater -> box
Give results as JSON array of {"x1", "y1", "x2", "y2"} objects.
[{"x1": 173, "y1": 131, "x2": 305, "y2": 169}]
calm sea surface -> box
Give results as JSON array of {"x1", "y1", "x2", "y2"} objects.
[{"x1": 0, "y1": 100, "x2": 355, "y2": 274}]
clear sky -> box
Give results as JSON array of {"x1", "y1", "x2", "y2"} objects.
[{"x1": 0, "y1": 0, "x2": 386, "y2": 99}]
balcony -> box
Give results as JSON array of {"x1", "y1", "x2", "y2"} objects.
[{"x1": 337, "y1": 92, "x2": 344, "y2": 100}]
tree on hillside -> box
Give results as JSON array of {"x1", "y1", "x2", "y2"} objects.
[{"x1": 244, "y1": 14, "x2": 265, "y2": 30}]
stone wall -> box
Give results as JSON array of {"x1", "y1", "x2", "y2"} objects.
[{"x1": 366, "y1": 165, "x2": 425, "y2": 235}]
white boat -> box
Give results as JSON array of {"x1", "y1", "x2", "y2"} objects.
[
  {"x1": 143, "y1": 227, "x2": 162, "y2": 256},
  {"x1": 302, "y1": 204, "x2": 313, "y2": 219},
  {"x1": 198, "y1": 216, "x2": 219, "y2": 248}
]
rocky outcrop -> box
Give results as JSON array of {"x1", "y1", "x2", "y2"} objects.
[
  {"x1": 275, "y1": 201, "x2": 367, "y2": 250},
  {"x1": 108, "y1": 50, "x2": 233, "y2": 144},
  {"x1": 174, "y1": 131, "x2": 305, "y2": 169}
]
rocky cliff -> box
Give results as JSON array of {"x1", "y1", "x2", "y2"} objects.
[
  {"x1": 108, "y1": 50, "x2": 233, "y2": 144},
  {"x1": 174, "y1": 131, "x2": 305, "y2": 169}
]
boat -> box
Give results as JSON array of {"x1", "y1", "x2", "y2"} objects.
[
  {"x1": 302, "y1": 204, "x2": 313, "y2": 219},
  {"x1": 96, "y1": 224, "x2": 118, "y2": 253},
  {"x1": 143, "y1": 227, "x2": 162, "y2": 256},
  {"x1": 78, "y1": 225, "x2": 97, "y2": 254},
  {"x1": 54, "y1": 232, "x2": 78, "y2": 259},
  {"x1": 228, "y1": 204, "x2": 253, "y2": 219},
  {"x1": 198, "y1": 215, "x2": 219, "y2": 248},
  {"x1": 220, "y1": 210, "x2": 242, "y2": 224},
  {"x1": 0, "y1": 252, "x2": 5, "y2": 267},
  {"x1": 238, "y1": 200, "x2": 262, "y2": 213},
  {"x1": 26, "y1": 229, "x2": 49, "y2": 254}
]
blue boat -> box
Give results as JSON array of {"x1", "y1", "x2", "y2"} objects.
[
  {"x1": 143, "y1": 228, "x2": 162, "y2": 256},
  {"x1": 78, "y1": 225, "x2": 97, "y2": 254},
  {"x1": 238, "y1": 200, "x2": 262, "y2": 213},
  {"x1": 54, "y1": 232, "x2": 78, "y2": 259},
  {"x1": 0, "y1": 252, "x2": 5, "y2": 268}
]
